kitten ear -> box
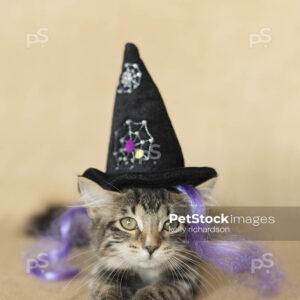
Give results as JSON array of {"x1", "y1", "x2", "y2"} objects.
[
  {"x1": 196, "y1": 178, "x2": 217, "y2": 205},
  {"x1": 78, "y1": 177, "x2": 120, "y2": 218}
]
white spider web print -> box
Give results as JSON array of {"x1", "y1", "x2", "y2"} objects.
[
  {"x1": 117, "y1": 63, "x2": 142, "y2": 94},
  {"x1": 113, "y1": 119, "x2": 154, "y2": 170}
]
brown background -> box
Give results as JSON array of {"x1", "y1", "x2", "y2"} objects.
[{"x1": 0, "y1": 0, "x2": 299, "y2": 299}]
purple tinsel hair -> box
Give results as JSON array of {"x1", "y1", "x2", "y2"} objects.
[
  {"x1": 177, "y1": 185, "x2": 285, "y2": 297},
  {"x1": 26, "y1": 185, "x2": 284, "y2": 296}
]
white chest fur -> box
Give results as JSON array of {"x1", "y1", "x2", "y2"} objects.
[{"x1": 137, "y1": 269, "x2": 161, "y2": 286}]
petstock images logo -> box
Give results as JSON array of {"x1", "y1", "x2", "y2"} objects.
[{"x1": 169, "y1": 207, "x2": 300, "y2": 241}]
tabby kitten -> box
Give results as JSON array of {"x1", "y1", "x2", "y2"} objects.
[{"x1": 79, "y1": 177, "x2": 214, "y2": 300}]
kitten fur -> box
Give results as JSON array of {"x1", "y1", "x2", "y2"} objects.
[
  {"x1": 28, "y1": 178, "x2": 216, "y2": 299},
  {"x1": 79, "y1": 177, "x2": 210, "y2": 300}
]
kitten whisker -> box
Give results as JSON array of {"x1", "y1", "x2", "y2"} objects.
[
  {"x1": 173, "y1": 255, "x2": 215, "y2": 295},
  {"x1": 176, "y1": 251, "x2": 220, "y2": 283},
  {"x1": 61, "y1": 256, "x2": 96, "y2": 292},
  {"x1": 169, "y1": 257, "x2": 196, "y2": 298},
  {"x1": 65, "y1": 248, "x2": 94, "y2": 262}
]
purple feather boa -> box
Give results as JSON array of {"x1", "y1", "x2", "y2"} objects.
[{"x1": 26, "y1": 185, "x2": 284, "y2": 296}]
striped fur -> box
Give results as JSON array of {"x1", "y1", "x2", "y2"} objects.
[{"x1": 78, "y1": 179, "x2": 205, "y2": 300}]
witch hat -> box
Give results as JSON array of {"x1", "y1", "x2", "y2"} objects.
[{"x1": 83, "y1": 43, "x2": 217, "y2": 191}]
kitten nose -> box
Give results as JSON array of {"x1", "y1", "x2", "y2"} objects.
[{"x1": 145, "y1": 245, "x2": 158, "y2": 255}]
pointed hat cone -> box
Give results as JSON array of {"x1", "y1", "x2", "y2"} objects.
[{"x1": 83, "y1": 43, "x2": 216, "y2": 190}]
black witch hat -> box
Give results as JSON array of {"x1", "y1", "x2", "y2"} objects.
[{"x1": 83, "y1": 43, "x2": 217, "y2": 191}]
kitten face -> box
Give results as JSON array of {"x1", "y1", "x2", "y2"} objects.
[
  {"x1": 78, "y1": 178, "x2": 191, "y2": 271},
  {"x1": 109, "y1": 189, "x2": 189, "y2": 269}
]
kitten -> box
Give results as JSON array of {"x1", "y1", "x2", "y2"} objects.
[{"x1": 78, "y1": 177, "x2": 212, "y2": 300}]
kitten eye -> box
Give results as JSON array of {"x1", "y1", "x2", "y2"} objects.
[
  {"x1": 163, "y1": 220, "x2": 179, "y2": 231},
  {"x1": 120, "y1": 217, "x2": 138, "y2": 231}
]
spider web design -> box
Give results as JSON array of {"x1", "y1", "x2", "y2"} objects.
[
  {"x1": 113, "y1": 119, "x2": 154, "y2": 170},
  {"x1": 117, "y1": 63, "x2": 142, "y2": 94}
]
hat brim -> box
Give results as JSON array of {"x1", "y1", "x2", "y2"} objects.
[{"x1": 82, "y1": 167, "x2": 217, "y2": 191}]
